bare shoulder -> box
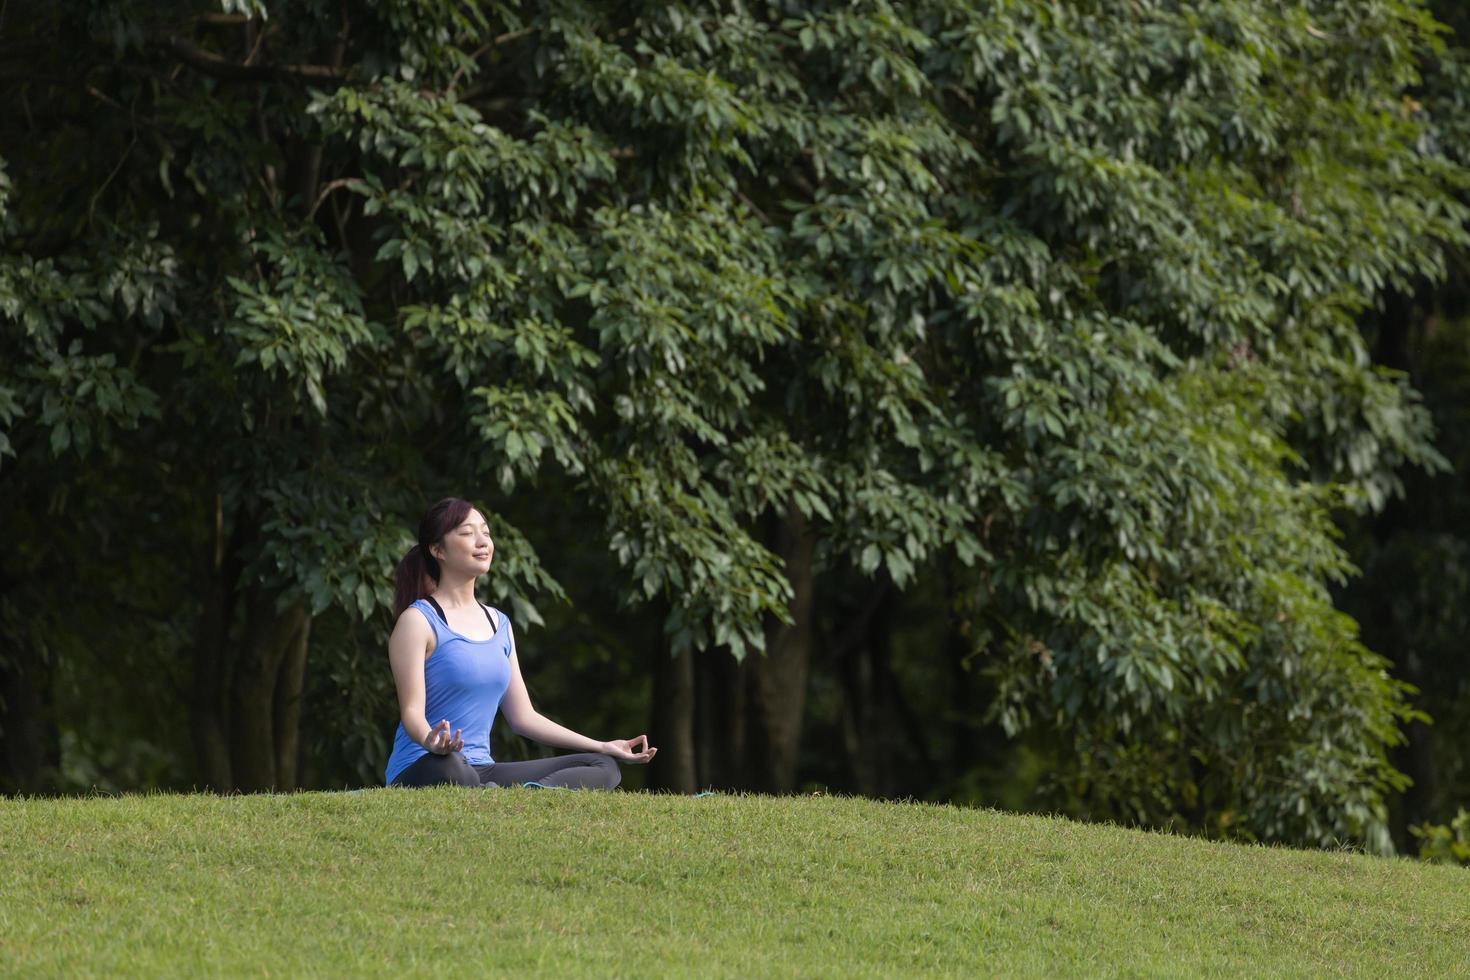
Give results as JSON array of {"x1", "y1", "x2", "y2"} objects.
[{"x1": 389, "y1": 604, "x2": 435, "y2": 655}]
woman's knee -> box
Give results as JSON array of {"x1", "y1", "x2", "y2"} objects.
[
  {"x1": 443, "y1": 752, "x2": 481, "y2": 787},
  {"x1": 593, "y1": 752, "x2": 621, "y2": 790},
  {"x1": 404, "y1": 751, "x2": 480, "y2": 788}
]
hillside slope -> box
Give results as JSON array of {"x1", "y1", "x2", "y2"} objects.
[{"x1": 2, "y1": 789, "x2": 1464, "y2": 976}]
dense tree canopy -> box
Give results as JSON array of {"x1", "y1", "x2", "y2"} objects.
[
  {"x1": 2, "y1": 0, "x2": 1467, "y2": 855},
  {"x1": 1341, "y1": 0, "x2": 1470, "y2": 853}
]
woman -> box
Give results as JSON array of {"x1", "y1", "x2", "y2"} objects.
[{"x1": 384, "y1": 497, "x2": 657, "y2": 789}]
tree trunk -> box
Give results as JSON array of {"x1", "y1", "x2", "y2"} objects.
[
  {"x1": 229, "y1": 587, "x2": 309, "y2": 793},
  {"x1": 272, "y1": 610, "x2": 311, "y2": 790},
  {"x1": 838, "y1": 630, "x2": 879, "y2": 796},
  {"x1": 742, "y1": 499, "x2": 815, "y2": 793},
  {"x1": 190, "y1": 493, "x2": 238, "y2": 791},
  {"x1": 945, "y1": 589, "x2": 976, "y2": 786},
  {"x1": 834, "y1": 578, "x2": 894, "y2": 797},
  {"x1": 695, "y1": 647, "x2": 745, "y2": 789},
  {"x1": 0, "y1": 639, "x2": 61, "y2": 795},
  {"x1": 649, "y1": 630, "x2": 696, "y2": 792},
  {"x1": 873, "y1": 607, "x2": 936, "y2": 795}
]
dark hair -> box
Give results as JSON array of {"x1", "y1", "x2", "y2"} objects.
[{"x1": 393, "y1": 497, "x2": 480, "y2": 618}]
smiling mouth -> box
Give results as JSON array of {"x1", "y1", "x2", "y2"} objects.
[{"x1": 474, "y1": 553, "x2": 491, "y2": 560}]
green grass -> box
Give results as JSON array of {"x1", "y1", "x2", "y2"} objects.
[{"x1": 1, "y1": 788, "x2": 1465, "y2": 977}]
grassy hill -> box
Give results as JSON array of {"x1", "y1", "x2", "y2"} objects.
[{"x1": 2, "y1": 788, "x2": 1465, "y2": 976}]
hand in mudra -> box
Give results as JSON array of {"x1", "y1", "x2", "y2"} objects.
[
  {"x1": 602, "y1": 735, "x2": 657, "y2": 763},
  {"x1": 424, "y1": 719, "x2": 463, "y2": 755}
]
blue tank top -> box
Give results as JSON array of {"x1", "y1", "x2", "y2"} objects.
[{"x1": 384, "y1": 599, "x2": 513, "y2": 786}]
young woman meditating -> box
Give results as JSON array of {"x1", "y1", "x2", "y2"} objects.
[{"x1": 384, "y1": 496, "x2": 657, "y2": 789}]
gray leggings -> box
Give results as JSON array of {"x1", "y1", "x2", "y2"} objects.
[{"x1": 391, "y1": 750, "x2": 621, "y2": 790}]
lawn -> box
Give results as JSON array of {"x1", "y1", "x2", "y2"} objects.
[{"x1": 1, "y1": 787, "x2": 1464, "y2": 976}]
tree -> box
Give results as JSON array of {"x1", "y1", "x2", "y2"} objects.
[
  {"x1": 1340, "y1": 0, "x2": 1470, "y2": 846},
  {"x1": 2, "y1": 1, "x2": 1466, "y2": 856}
]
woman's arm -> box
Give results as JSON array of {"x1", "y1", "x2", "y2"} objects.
[
  {"x1": 387, "y1": 606, "x2": 450, "y2": 749},
  {"x1": 498, "y1": 624, "x2": 656, "y2": 762},
  {"x1": 497, "y1": 628, "x2": 608, "y2": 753}
]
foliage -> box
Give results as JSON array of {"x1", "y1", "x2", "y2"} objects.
[
  {"x1": 1, "y1": 0, "x2": 1467, "y2": 852},
  {"x1": 1328, "y1": 0, "x2": 1470, "y2": 846},
  {"x1": 1410, "y1": 808, "x2": 1470, "y2": 866}
]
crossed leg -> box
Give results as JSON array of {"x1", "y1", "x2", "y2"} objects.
[
  {"x1": 391, "y1": 750, "x2": 482, "y2": 788},
  {"x1": 391, "y1": 750, "x2": 621, "y2": 790},
  {"x1": 474, "y1": 753, "x2": 621, "y2": 790}
]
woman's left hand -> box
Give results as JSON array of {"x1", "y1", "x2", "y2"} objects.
[{"x1": 601, "y1": 735, "x2": 657, "y2": 763}]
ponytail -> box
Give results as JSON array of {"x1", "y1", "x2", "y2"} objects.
[
  {"x1": 392, "y1": 544, "x2": 439, "y2": 619},
  {"x1": 392, "y1": 497, "x2": 479, "y2": 619}
]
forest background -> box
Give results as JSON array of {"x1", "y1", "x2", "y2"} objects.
[{"x1": 2, "y1": 0, "x2": 1468, "y2": 860}]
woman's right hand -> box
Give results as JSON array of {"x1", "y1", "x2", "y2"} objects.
[{"x1": 423, "y1": 718, "x2": 463, "y2": 755}]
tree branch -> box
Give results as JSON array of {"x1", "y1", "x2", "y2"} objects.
[
  {"x1": 447, "y1": 28, "x2": 537, "y2": 91},
  {"x1": 158, "y1": 35, "x2": 344, "y2": 84},
  {"x1": 307, "y1": 177, "x2": 360, "y2": 221}
]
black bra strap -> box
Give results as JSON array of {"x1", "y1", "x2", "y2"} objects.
[{"x1": 425, "y1": 596, "x2": 496, "y2": 629}]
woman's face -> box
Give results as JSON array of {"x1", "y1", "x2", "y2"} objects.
[{"x1": 431, "y1": 509, "x2": 494, "y2": 577}]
